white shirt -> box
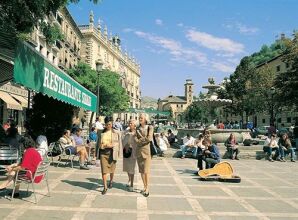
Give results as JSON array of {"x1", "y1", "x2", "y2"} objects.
[
  {"x1": 95, "y1": 121, "x2": 104, "y2": 130},
  {"x1": 158, "y1": 137, "x2": 168, "y2": 151},
  {"x1": 264, "y1": 138, "x2": 278, "y2": 147},
  {"x1": 36, "y1": 135, "x2": 48, "y2": 157},
  {"x1": 183, "y1": 136, "x2": 195, "y2": 146}
]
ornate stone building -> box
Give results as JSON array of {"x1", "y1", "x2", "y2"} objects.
[
  {"x1": 78, "y1": 11, "x2": 141, "y2": 110},
  {"x1": 157, "y1": 79, "x2": 194, "y2": 121},
  {"x1": 28, "y1": 7, "x2": 83, "y2": 70}
]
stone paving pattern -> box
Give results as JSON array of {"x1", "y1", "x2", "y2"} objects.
[{"x1": 0, "y1": 158, "x2": 298, "y2": 220}]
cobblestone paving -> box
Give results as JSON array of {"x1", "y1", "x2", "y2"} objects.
[{"x1": 0, "y1": 158, "x2": 297, "y2": 220}]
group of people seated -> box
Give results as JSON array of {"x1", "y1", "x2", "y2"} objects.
[
  {"x1": 180, "y1": 129, "x2": 221, "y2": 170},
  {"x1": 263, "y1": 133, "x2": 296, "y2": 162},
  {"x1": 58, "y1": 127, "x2": 97, "y2": 170}
]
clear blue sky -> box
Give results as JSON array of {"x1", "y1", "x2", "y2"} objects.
[{"x1": 68, "y1": 0, "x2": 298, "y2": 99}]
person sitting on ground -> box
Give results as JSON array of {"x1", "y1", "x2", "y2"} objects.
[
  {"x1": 278, "y1": 133, "x2": 295, "y2": 162},
  {"x1": 202, "y1": 138, "x2": 220, "y2": 169},
  {"x1": 155, "y1": 133, "x2": 168, "y2": 157},
  {"x1": 180, "y1": 134, "x2": 196, "y2": 159},
  {"x1": 59, "y1": 128, "x2": 89, "y2": 170},
  {"x1": 225, "y1": 133, "x2": 240, "y2": 160},
  {"x1": 167, "y1": 129, "x2": 176, "y2": 144},
  {"x1": 0, "y1": 136, "x2": 42, "y2": 198},
  {"x1": 196, "y1": 134, "x2": 205, "y2": 172},
  {"x1": 263, "y1": 133, "x2": 279, "y2": 162}
]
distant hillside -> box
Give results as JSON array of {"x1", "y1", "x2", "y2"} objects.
[{"x1": 141, "y1": 96, "x2": 158, "y2": 109}]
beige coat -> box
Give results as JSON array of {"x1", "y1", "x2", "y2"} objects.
[
  {"x1": 135, "y1": 125, "x2": 153, "y2": 159},
  {"x1": 96, "y1": 129, "x2": 122, "y2": 161}
]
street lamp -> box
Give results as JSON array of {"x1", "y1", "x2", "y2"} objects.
[{"x1": 96, "y1": 61, "x2": 103, "y2": 115}]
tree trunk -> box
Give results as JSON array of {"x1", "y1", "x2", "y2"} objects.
[{"x1": 89, "y1": 111, "x2": 95, "y2": 131}]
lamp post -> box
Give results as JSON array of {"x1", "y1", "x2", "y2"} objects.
[
  {"x1": 96, "y1": 62, "x2": 103, "y2": 115},
  {"x1": 269, "y1": 87, "x2": 275, "y2": 126}
]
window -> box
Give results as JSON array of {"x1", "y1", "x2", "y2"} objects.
[
  {"x1": 262, "y1": 119, "x2": 266, "y2": 124},
  {"x1": 276, "y1": 65, "x2": 281, "y2": 72},
  {"x1": 181, "y1": 105, "x2": 183, "y2": 107},
  {"x1": 176, "y1": 104, "x2": 179, "y2": 107},
  {"x1": 277, "y1": 118, "x2": 281, "y2": 123},
  {"x1": 287, "y1": 117, "x2": 291, "y2": 123}
]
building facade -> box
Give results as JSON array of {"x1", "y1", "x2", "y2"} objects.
[
  {"x1": 157, "y1": 79, "x2": 194, "y2": 121},
  {"x1": 79, "y1": 11, "x2": 141, "y2": 110}
]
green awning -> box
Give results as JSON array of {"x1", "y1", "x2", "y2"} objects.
[{"x1": 13, "y1": 42, "x2": 97, "y2": 112}]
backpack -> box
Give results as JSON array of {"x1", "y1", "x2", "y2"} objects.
[{"x1": 48, "y1": 142, "x2": 62, "y2": 157}]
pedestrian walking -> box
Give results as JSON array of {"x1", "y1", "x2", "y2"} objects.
[
  {"x1": 122, "y1": 119, "x2": 137, "y2": 192},
  {"x1": 135, "y1": 113, "x2": 153, "y2": 197},
  {"x1": 97, "y1": 116, "x2": 122, "y2": 195}
]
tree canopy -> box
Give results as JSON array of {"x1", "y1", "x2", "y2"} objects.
[
  {"x1": 275, "y1": 32, "x2": 298, "y2": 110},
  {"x1": 68, "y1": 62, "x2": 130, "y2": 116}
]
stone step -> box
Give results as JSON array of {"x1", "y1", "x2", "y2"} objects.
[{"x1": 162, "y1": 146, "x2": 297, "y2": 161}]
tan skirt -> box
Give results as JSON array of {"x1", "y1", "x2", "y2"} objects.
[
  {"x1": 137, "y1": 156, "x2": 151, "y2": 174},
  {"x1": 123, "y1": 157, "x2": 137, "y2": 174},
  {"x1": 100, "y1": 149, "x2": 116, "y2": 174}
]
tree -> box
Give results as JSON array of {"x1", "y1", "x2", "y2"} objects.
[
  {"x1": 68, "y1": 62, "x2": 130, "y2": 121},
  {"x1": 275, "y1": 32, "x2": 298, "y2": 110}
]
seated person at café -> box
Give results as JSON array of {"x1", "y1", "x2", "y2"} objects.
[
  {"x1": 278, "y1": 133, "x2": 295, "y2": 162},
  {"x1": 263, "y1": 133, "x2": 279, "y2": 162},
  {"x1": 60, "y1": 129, "x2": 90, "y2": 170},
  {"x1": 36, "y1": 134, "x2": 48, "y2": 157},
  {"x1": 202, "y1": 138, "x2": 220, "y2": 169},
  {"x1": 0, "y1": 136, "x2": 42, "y2": 198},
  {"x1": 180, "y1": 134, "x2": 196, "y2": 159},
  {"x1": 89, "y1": 127, "x2": 98, "y2": 142},
  {"x1": 224, "y1": 133, "x2": 240, "y2": 160}
]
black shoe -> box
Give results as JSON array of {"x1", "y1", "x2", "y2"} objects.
[
  {"x1": 143, "y1": 191, "x2": 149, "y2": 197},
  {"x1": 108, "y1": 182, "x2": 113, "y2": 189},
  {"x1": 8, "y1": 192, "x2": 20, "y2": 198},
  {"x1": 102, "y1": 188, "x2": 108, "y2": 195},
  {"x1": 235, "y1": 157, "x2": 239, "y2": 160}
]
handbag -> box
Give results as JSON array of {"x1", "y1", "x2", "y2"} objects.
[
  {"x1": 147, "y1": 126, "x2": 157, "y2": 156},
  {"x1": 123, "y1": 147, "x2": 132, "y2": 158}
]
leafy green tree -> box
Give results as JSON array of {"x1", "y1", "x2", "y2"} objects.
[
  {"x1": 275, "y1": 32, "x2": 298, "y2": 110},
  {"x1": 68, "y1": 62, "x2": 130, "y2": 121}
]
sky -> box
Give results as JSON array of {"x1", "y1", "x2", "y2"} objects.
[{"x1": 68, "y1": 0, "x2": 298, "y2": 99}]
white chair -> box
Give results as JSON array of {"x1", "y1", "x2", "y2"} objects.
[{"x1": 11, "y1": 160, "x2": 51, "y2": 204}]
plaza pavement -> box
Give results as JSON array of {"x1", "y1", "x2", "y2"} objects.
[{"x1": 0, "y1": 157, "x2": 298, "y2": 220}]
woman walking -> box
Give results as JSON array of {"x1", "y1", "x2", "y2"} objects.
[
  {"x1": 122, "y1": 119, "x2": 137, "y2": 192},
  {"x1": 97, "y1": 116, "x2": 121, "y2": 195},
  {"x1": 135, "y1": 114, "x2": 153, "y2": 197}
]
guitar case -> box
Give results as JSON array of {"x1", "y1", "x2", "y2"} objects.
[{"x1": 198, "y1": 162, "x2": 241, "y2": 183}]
